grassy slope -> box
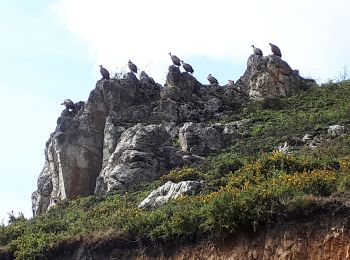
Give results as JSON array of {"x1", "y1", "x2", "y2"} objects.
[{"x1": 2, "y1": 81, "x2": 350, "y2": 259}]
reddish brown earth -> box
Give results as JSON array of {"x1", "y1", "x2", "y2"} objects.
[
  {"x1": 2, "y1": 197, "x2": 350, "y2": 260},
  {"x1": 46, "y1": 197, "x2": 350, "y2": 260}
]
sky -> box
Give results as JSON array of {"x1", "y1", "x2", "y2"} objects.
[{"x1": 0, "y1": 0, "x2": 350, "y2": 222}]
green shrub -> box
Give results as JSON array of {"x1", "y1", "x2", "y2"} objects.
[{"x1": 160, "y1": 167, "x2": 202, "y2": 183}]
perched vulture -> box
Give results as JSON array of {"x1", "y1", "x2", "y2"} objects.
[
  {"x1": 181, "y1": 60, "x2": 194, "y2": 74},
  {"x1": 61, "y1": 99, "x2": 75, "y2": 110},
  {"x1": 227, "y1": 80, "x2": 235, "y2": 87},
  {"x1": 99, "y1": 65, "x2": 110, "y2": 79},
  {"x1": 251, "y1": 45, "x2": 263, "y2": 56},
  {"x1": 168, "y1": 52, "x2": 181, "y2": 66},
  {"x1": 269, "y1": 43, "x2": 282, "y2": 57},
  {"x1": 207, "y1": 74, "x2": 219, "y2": 85},
  {"x1": 128, "y1": 60, "x2": 138, "y2": 74}
]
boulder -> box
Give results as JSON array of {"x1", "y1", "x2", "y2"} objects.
[
  {"x1": 102, "y1": 117, "x2": 126, "y2": 169},
  {"x1": 138, "y1": 181, "x2": 201, "y2": 209},
  {"x1": 328, "y1": 125, "x2": 346, "y2": 137}
]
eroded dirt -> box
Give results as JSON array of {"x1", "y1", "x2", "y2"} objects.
[{"x1": 45, "y1": 196, "x2": 350, "y2": 260}]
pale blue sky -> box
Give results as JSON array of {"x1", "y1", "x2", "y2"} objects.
[
  {"x1": 0, "y1": 1, "x2": 95, "y2": 222},
  {"x1": 1, "y1": 0, "x2": 350, "y2": 222}
]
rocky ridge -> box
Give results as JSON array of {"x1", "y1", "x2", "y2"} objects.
[{"x1": 32, "y1": 55, "x2": 313, "y2": 215}]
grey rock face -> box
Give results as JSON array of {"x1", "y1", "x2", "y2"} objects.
[
  {"x1": 179, "y1": 120, "x2": 250, "y2": 156},
  {"x1": 138, "y1": 181, "x2": 201, "y2": 209},
  {"x1": 236, "y1": 55, "x2": 315, "y2": 100},
  {"x1": 95, "y1": 124, "x2": 183, "y2": 194},
  {"x1": 95, "y1": 119, "x2": 249, "y2": 196},
  {"x1": 32, "y1": 99, "x2": 104, "y2": 215},
  {"x1": 32, "y1": 79, "x2": 162, "y2": 215},
  {"x1": 102, "y1": 117, "x2": 126, "y2": 169},
  {"x1": 33, "y1": 54, "x2": 309, "y2": 215}
]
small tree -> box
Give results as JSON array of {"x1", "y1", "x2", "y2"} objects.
[{"x1": 7, "y1": 211, "x2": 26, "y2": 225}]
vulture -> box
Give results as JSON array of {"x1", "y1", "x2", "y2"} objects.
[
  {"x1": 269, "y1": 43, "x2": 282, "y2": 57},
  {"x1": 99, "y1": 65, "x2": 110, "y2": 79},
  {"x1": 61, "y1": 99, "x2": 75, "y2": 110},
  {"x1": 181, "y1": 60, "x2": 194, "y2": 74},
  {"x1": 207, "y1": 74, "x2": 219, "y2": 85},
  {"x1": 169, "y1": 52, "x2": 181, "y2": 66},
  {"x1": 128, "y1": 60, "x2": 138, "y2": 74},
  {"x1": 251, "y1": 45, "x2": 263, "y2": 56}
]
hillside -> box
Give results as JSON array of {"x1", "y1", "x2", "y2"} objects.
[{"x1": 1, "y1": 55, "x2": 350, "y2": 259}]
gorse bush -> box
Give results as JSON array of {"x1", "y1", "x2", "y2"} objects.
[
  {"x1": 2, "y1": 82, "x2": 350, "y2": 259},
  {"x1": 160, "y1": 167, "x2": 202, "y2": 183}
]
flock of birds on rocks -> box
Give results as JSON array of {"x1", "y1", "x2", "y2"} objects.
[{"x1": 61, "y1": 43, "x2": 282, "y2": 110}]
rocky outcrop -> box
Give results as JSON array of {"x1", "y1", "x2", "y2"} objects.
[
  {"x1": 138, "y1": 180, "x2": 201, "y2": 209},
  {"x1": 161, "y1": 66, "x2": 201, "y2": 102},
  {"x1": 95, "y1": 119, "x2": 247, "y2": 195},
  {"x1": 328, "y1": 124, "x2": 347, "y2": 136},
  {"x1": 236, "y1": 54, "x2": 315, "y2": 100},
  {"x1": 32, "y1": 56, "x2": 309, "y2": 215}
]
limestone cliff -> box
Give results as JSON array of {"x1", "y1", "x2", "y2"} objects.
[{"x1": 32, "y1": 55, "x2": 311, "y2": 215}]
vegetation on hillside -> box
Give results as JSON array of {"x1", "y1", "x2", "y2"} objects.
[{"x1": 1, "y1": 81, "x2": 350, "y2": 259}]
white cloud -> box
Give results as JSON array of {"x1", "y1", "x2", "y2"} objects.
[{"x1": 54, "y1": 0, "x2": 350, "y2": 82}]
